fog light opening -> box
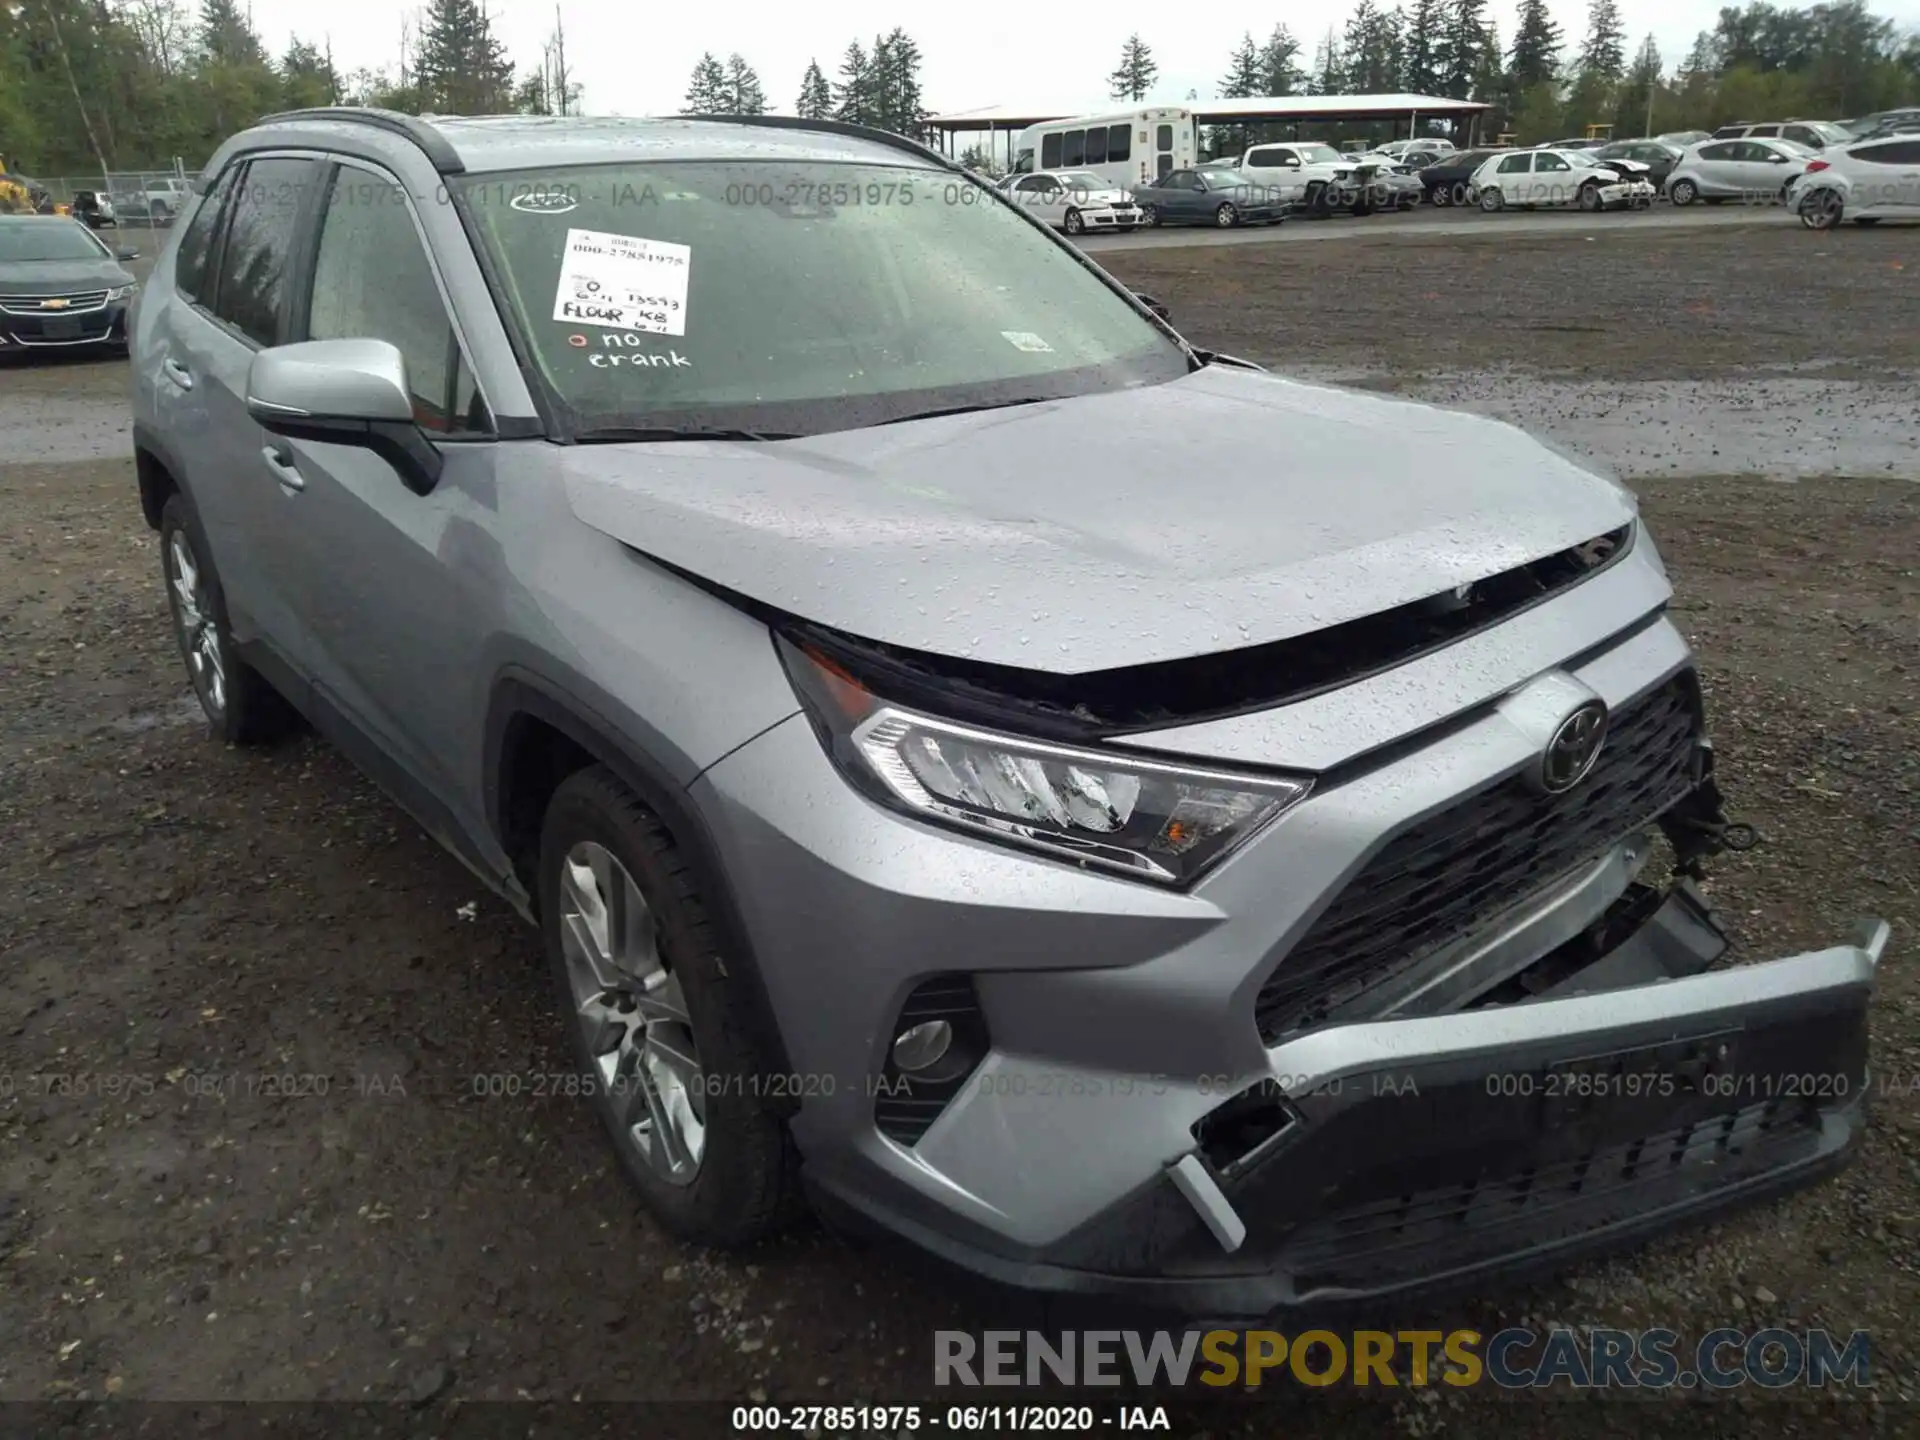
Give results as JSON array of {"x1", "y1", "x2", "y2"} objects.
[
  {"x1": 1191, "y1": 1080, "x2": 1301, "y2": 1178},
  {"x1": 891, "y1": 1019, "x2": 952, "y2": 1073}
]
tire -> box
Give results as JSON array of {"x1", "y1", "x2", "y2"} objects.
[
  {"x1": 540, "y1": 765, "x2": 796, "y2": 1247},
  {"x1": 1430, "y1": 184, "x2": 1451, "y2": 207},
  {"x1": 1798, "y1": 187, "x2": 1844, "y2": 230},
  {"x1": 1062, "y1": 208, "x2": 1084, "y2": 235},
  {"x1": 1479, "y1": 185, "x2": 1504, "y2": 212},
  {"x1": 158, "y1": 492, "x2": 295, "y2": 745},
  {"x1": 1138, "y1": 205, "x2": 1159, "y2": 228},
  {"x1": 1214, "y1": 202, "x2": 1239, "y2": 227},
  {"x1": 1577, "y1": 180, "x2": 1602, "y2": 212},
  {"x1": 148, "y1": 200, "x2": 171, "y2": 225},
  {"x1": 1451, "y1": 181, "x2": 1472, "y2": 207},
  {"x1": 1669, "y1": 178, "x2": 1697, "y2": 206}
]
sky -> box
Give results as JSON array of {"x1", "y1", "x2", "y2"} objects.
[{"x1": 246, "y1": 0, "x2": 1920, "y2": 119}]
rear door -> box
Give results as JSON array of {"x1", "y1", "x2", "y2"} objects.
[
  {"x1": 1490, "y1": 151, "x2": 1530, "y2": 203},
  {"x1": 1692, "y1": 141, "x2": 1739, "y2": 192},
  {"x1": 165, "y1": 154, "x2": 324, "y2": 663},
  {"x1": 1846, "y1": 139, "x2": 1920, "y2": 214}
]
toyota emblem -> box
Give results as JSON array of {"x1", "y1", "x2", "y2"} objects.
[{"x1": 1539, "y1": 701, "x2": 1608, "y2": 794}]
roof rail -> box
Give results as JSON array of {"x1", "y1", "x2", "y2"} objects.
[
  {"x1": 252, "y1": 107, "x2": 466, "y2": 174},
  {"x1": 664, "y1": 112, "x2": 965, "y2": 174}
]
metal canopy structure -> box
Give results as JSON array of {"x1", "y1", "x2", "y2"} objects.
[{"x1": 925, "y1": 94, "x2": 1496, "y2": 165}]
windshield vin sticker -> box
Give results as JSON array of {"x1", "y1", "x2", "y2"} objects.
[
  {"x1": 551, "y1": 228, "x2": 690, "y2": 337},
  {"x1": 1000, "y1": 331, "x2": 1053, "y2": 353}
]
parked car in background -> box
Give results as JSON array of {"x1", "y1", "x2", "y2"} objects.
[
  {"x1": 1656, "y1": 129, "x2": 1712, "y2": 146},
  {"x1": 113, "y1": 175, "x2": 192, "y2": 224},
  {"x1": 1665, "y1": 137, "x2": 1813, "y2": 204},
  {"x1": 1376, "y1": 137, "x2": 1455, "y2": 157},
  {"x1": 1346, "y1": 154, "x2": 1427, "y2": 208},
  {"x1": 1235, "y1": 143, "x2": 1376, "y2": 215},
  {"x1": 1786, "y1": 135, "x2": 1920, "y2": 229},
  {"x1": 1588, "y1": 139, "x2": 1684, "y2": 190},
  {"x1": 997, "y1": 169, "x2": 1141, "y2": 234},
  {"x1": 0, "y1": 215, "x2": 138, "y2": 354},
  {"x1": 1420, "y1": 147, "x2": 1503, "y2": 206},
  {"x1": 1709, "y1": 120, "x2": 1854, "y2": 151},
  {"x1": 71, "y1": 190, "x2": 117, "y2": 229},
  {"x1": 1133, "y1": 165, "x2": 1288, "y2": 227},
  {"x1": 1472, "y1": 148, "x2": 1656, "y2": 211}
]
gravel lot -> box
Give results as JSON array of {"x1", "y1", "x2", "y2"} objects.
[{"x1": 2, "y1": 217, "x2": 1917, "y2": 1433}]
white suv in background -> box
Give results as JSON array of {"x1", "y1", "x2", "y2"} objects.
[{"x1": 1787, "y1": 135, "x2": 1920, "y2": 229}]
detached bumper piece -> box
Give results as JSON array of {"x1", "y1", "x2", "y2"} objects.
[{"x1": 1043, "y1": 919, "x2": 1886, "y2": 1321}]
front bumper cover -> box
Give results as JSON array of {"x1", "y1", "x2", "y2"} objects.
[{"x1": 807, "y1": 914, "x2": 1885, "y2": 1322}]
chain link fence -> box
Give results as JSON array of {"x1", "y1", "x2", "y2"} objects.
[{"x1": 20, "y1": 165, "x2": 195, "y2": 224}]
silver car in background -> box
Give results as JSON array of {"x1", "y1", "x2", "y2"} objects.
[
  {"x1": 998, "y1": 168, "x2": 1141, "y2": 234},
  {"x1": 1666, "y1": 136, "x2": 1814, "y2": 205},
  {"x1": 128, "y1": 107, "x2": 1886, "y2": 1322}
]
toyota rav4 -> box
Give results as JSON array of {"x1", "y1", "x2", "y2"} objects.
[{"x1": 128, "y1": 108, "x2": 1886, "y2": 1321}]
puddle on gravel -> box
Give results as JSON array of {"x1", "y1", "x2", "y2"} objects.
[
  {"x1": 1284, "y1": 367, "x2": 1920, "y2": 481},
  {"x1": 0, "y1": 395, "x2": 132, "y2": 465},
  {"x1": 104, "y1": 695, "x2": 204, "y2": 734}
]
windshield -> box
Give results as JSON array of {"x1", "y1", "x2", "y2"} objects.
[
  {"x1": 455, "y1": 162, "x2": 1186, "y2": 438},
  {"x1": 1296, "y1": 144, "x2": 1344, "y2": 165},
  {"x1": 1805, "y1": 122, "x2": 1851, "y2": 142},
  {"x1": 1197, "y1": 168, "x2": 1245, "y2": 185},
  {"x1": 0, "y1": 220, "x2": 108, "y2": 263},
  {"x1": 1054, "y1": 172, "x2": 1109, "y2": 190}
]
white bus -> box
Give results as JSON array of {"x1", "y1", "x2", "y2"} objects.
[{"x1": 1010, "y1": 107, "x2": 1199, "y2": 188}]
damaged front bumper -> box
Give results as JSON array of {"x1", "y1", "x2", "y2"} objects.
[{"x1": 819, "y1": 913, "x2": 1886, "y2": 1322}]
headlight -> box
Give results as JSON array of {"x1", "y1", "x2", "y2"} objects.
[
  {"x1": 777, "y1": 636, "x2": 1310, "y2": 885},
  {"x1": 107, "y1": 283, "x2": 137, "y2": 300}
]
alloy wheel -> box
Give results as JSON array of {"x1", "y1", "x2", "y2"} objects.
[
  {"x1": 559, "y1": 841, "x2": 706, "y2": 1185},
  {"x1": 1215, "y1": 202, "x2": 1238, "y2": 227},
  {"x1": 1799, "y1": 188, "x2": 1843, "y2": 230},
  {"x1": 167, "y1": 529, "x2": 227, "y2": 719}
]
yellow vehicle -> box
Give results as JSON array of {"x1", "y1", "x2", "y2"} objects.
[
  {"x1": 0, "y1": 155, "x2": 32, "y2": 213},
  {"x1": 1584, "y1": 123, "x2": 1614, "y2": 142}
]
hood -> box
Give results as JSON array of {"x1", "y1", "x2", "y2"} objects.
[
  {"x1": 561, "y1": 365, "x2": 1636, "y2": 674},
  {"x1": 0, "y1": 257, "x2": 133, "y2": 295}
]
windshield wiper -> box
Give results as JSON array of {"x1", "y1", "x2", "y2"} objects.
[
  {"x1": 572, "y1": 426, "x2": 801, "y2": 443},
  {"x1": 874, "y1": 397, "x2": 1050, "y2": 427}
]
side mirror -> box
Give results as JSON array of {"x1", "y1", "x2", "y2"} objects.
[
  {"x1": 1133, "y1": 291, "x2": 1170, "y2": 322},
  {"x1": 246, "y1": 338, "x2": 443, "y2": 496},
  {"x1": 116, "y1": 248, "x2": 139, "y2": 261}
]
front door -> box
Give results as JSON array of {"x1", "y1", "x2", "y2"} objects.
[{"x1": 264, "y1": 158, "x2": 500, "y2": 843}]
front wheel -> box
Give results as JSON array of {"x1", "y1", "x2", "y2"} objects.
[
  {"x1": 1137, "y1": 204, "x2": 1159, "y2": 227},
  {"x1": 1430, "y1": 184, "x2": 1451, "y2": 207},
  {"x1": 1214, "y1": 202, "x2": 1239, "y2": 227},
  {"x1": 1669, "y1": 178, "x2": 1698, "y2": 206},
  {"x1": 1577, "y1": 180, "x2": 1602, "y2": 212},
  {"x1": 1798, "y1": 187, "x2": 1844, "y2": 230},
  {"x1": 539, "y1": 766, "x2": 796, "y2": 1247},
  {"x1": 1479, "y1": 185, "x2": 1504, "y2": 212},
  {"x1": 1062, "y1": 208, "x2": 1084, "y2": 235}
]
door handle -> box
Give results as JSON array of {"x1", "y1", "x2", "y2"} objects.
[
  {"x1": 161, "y1": 357, "x2": 193, "y2": 391},
  {"x1": 262, "y1": 445, "x2": 305, "y2": 492}
]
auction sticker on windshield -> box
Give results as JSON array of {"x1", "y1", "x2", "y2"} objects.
[{"x1": 550, "y1": 228, "x2": 690, "y2": 337}]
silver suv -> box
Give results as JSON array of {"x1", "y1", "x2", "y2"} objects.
[{"x1": 129, "y1": 108, "x2": 1886, "y2": 1320}]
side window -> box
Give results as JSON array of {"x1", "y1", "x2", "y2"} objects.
[
  {"x1": 1061, "y1": 129, "x2": 1085, "y2": 166},
  {"x1": 1040, "y1": 133, "x2": 1062, "y2": 168},
  {"x1": 210, "y1": 156, "x2": 319, "y2": 347},
  {"x1": 1497, "y1": 154, "x2": 1529, "y2": 173},
  {"x1": 1538, "y1": 153, "x2": 1569, "y2": 171},
  {"x1": 1698, "y1": 143, "x2": 1734, "y2": 160},
  {"x1": 1083, "y1": 127, "x2": 1107, "y2": 165},
  {"x1": 173, "y1": 167, "x2": 239, "y2": 303},
  {"x1": 1749, "y1": 124, "x2": 1780, "y2": 137},
  {"x1": 1246, "y1": 148, "x2": 1282, "y2": 167},
  {"x1": 303, "y1": 165, "x2": 488, "y2": 436},
  {"x1": 1853, "y1": 141, "x2": 1920, "y2": 164},
  {"x1": 1107, "y1": 124, "x2": 1130, "y2": 162},
  {"x1": 1013, "y1": 176, "x2": 1048, "y2": 193}
]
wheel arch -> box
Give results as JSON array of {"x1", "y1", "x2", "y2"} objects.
[
  {"x1": 484, "y1": 667, "x2": 799, "y2": 1102},
  {"x1": 133, "y1": 420, "x2": 188, "y2": 532}
]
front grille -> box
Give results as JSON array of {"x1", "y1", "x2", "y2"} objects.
[
  {"x1": 1254, "y1": 671, "x2": 1701, "y2": 1042},
  {"x1": 1280, "y1": 1098, "x2": 1821, "y2": 1293},
  {"x1": 0, "y1": 290, "x2": 110, "y2": 316}
]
